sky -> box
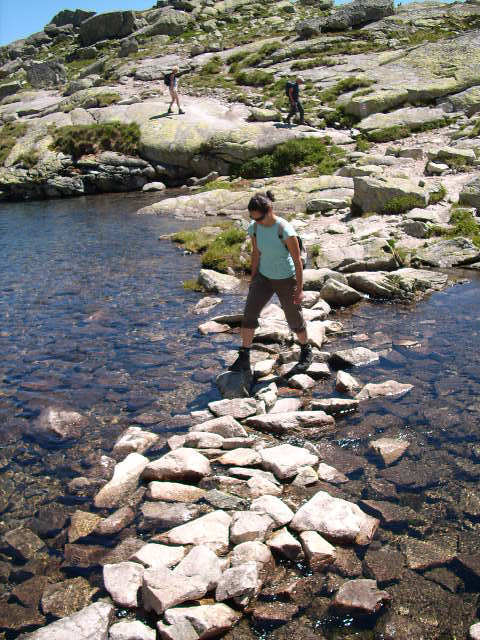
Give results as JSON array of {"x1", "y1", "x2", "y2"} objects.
[{"x1": 0, "y1": 0, "x2": 459, "y2": 47}]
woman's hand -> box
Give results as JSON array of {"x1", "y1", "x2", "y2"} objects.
[{"x1": 293, "y1": 287, "x2": 304, "y2": 305}]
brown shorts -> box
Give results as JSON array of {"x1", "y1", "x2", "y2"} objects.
[{"x1": 242, "y1": 273, "x2": 306, "y2": 333}]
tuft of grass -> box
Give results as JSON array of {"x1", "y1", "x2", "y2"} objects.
[
  {"x1": 234, "y1": 69, "x2": 274, "y2": 86},
  {"x1": 319, "y1": 77, "x2": 374, "y2": 104},
  {"x1": 201, "y1": 227, "x2": 249, "y2": 273},
  {"x1": 96, "y1": 92, "x2": 121, "y2": 107},
  {"x1": 50, "y1": 121, "x2": 140, "y2": 160},
  {"x1": 322, "y1": 105, "x2": 358, "y2": 128},
  {"x1": 201, "y1": 55, "x2": 223, "y2": 75},
  {"x1": 235, "y1": 137, "x2": 345, "y2": 179},
  {"x1": 183, "y1": 278, "x2": 204, "y2": 292},
  {"x1": 448, "y1": 208, "x2": 480, "y2": 247},
  {"x1": 291, "y1": 56, "x2": 331, "y2": 71},
  {"x1": 381, "y1": 194, "x2": 425, "y2": 214},
  {"x1": 355, "y1": 136, "x2": 371, "y2": 152},
  {"x1": 195, "y1": 179, "x2": 239, "y2": 193},
  {"x1": 0, "y1": 121, "x2": 28, "y2": 166},
  {"x1": 429, "y1": 183, "x2": 446, "y2": 205},
  {"x1": 172, "y1": 229, "x2": 216, "y2": 253}
]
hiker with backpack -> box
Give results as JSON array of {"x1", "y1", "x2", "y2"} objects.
[
  {"x1": 285, "y1": 76, "x2": 305, "y2": 125},
  {"x1": 165, "y1": 66, "x2": 184, "y2": 115},
  {"x1": 229, "y1": 191, "x2": 312, "y2": 374}
]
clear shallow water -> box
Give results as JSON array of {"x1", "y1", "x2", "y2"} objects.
[{"x1": 0, "y1": 195, "x2": 480, "y2": 638}]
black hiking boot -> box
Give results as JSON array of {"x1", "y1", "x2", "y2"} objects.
[
  {"x1": 179, "y1": 108, "x2": 185, "y2": 114},
  {"x1": 167, "y1": 107, "x2": 172, "y2": 114},
  {"x1": 228, "y1": 347, "x2": 251, "y2": 372},
  {"x1": 296, "y1": 343, "x2": 313, "y2": 372}
]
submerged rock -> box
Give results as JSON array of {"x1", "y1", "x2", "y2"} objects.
[
  {"x1": 245, "y1": 411, "x2": 334, "y2": 435},
  {"x1": 94, "y1": 452, "x2": 149, "y2": 508},
  {"x1": 30, "y1": 407, "x2": 89, "y2": 444},
  {"x1": 356, "y1": 380, "x2": 413, "y2": 401},
  {"x1": 332, "y1": 578, "x2": 391, "y2": 615}
]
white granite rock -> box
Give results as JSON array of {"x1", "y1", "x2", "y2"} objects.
[
  {"x1": 230, "y1": 541, "x2": 273, "y2": 570},
  {"x1": 317, "y1": 463, "x2": 349, "y2": 484},
  {"x1": 250, "y1": 495, "x2": 294, "y2": 527},
  {"x1": 299, "y1": 531, "x2": 336, "y2": 570},
  {"x1": 103, "y1": 561, "x2": 144, "y2": 608},
  {"x1": 160, "y1": 604, "x2": 241, "y2": 639},
  {"x1": 94, "y1": 453, "x2": 149, "y2": 509},
  {"x1": 369, "y1": 437, "x2": 410, "y2": 466},
  {"x1": 142, "y1": 448, "x2": 211, "y2": 482},
  {"x1": 246, "y1": 411, "x2": 334, "y2": 435},
  {"x1": 230, "y1": 511, "x2": 275, "y2": 544},
  {"x1": 469, "y1": 622, "x2": 480, "y2": 640},
  {"x1": 109, "y1": 620, "x2": 156, "y2": 640},
  {"x1": 23, "y1": 601, "x2": 114, "y2": 640},
  {"x1": 142, "y1": 566, "x2": 207, "y2": 615},
  {"x1": 290, "y1": 491, "x2": 379, "y2": 545},
  {"x1": 217, "y1": 448, "x2": 262, "y2": 467},
  {"x1": 191, "y1": 415, "x2": 247, "y2": 438},
  {"x1": 247, "y1": 475, "x2": 283, "y2": 498},
  {"x1": 260, "y1": 444, "x2": 319, "y2": 480},
  {"x1": 131, "y1": 543, "x2": 186, "y2": 569},
  {"x1": 146, "y1": 481, "x2": 206, "y2": 503},
  {"x1": 215, "y1": 562, "x2": 260, "y2": 602},
  {"x1": 336, "y1": 370, "x2": 361, "y2": 395},
  {"x1": 289, "y1": 373, "x2": 316, "y2": 391},
  {"x1": 155, "y1": 510, "x2": 232, "y2": 554},
  {"x1": 356, "y1": 380, "x2": 413, "y2": 401},
  {"x1": 293, "y1": 466, "x2": 318, "y2": 487},
  {"x1": 267, "y1": 527, "x2": 303, "y2": 561},
  {"x1": 208, "y1": 398, "x2": 258, "y2": 419},
  {"x1": 184, "y1": 432, "x2": 225, "y2": 449},
  {"x1": 173, "y1": 545, "x2": 223, "y2": 591}
]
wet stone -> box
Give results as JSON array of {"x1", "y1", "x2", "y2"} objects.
[
  {"x1": 103, "y1": 561, "x2": 144, "y2": 608},
  {"x1": 101, "y1": 536, "x2": 145, "y2": 565},
  {"x1": 2, "y1": 527, "x2": 46, "y2": 561},
  {"x1": 331, "y1": 547, "x2": 363, "y2": 578},
  {"x1": 315, "y1": 442, "x2": 366, "y2": 477},
  {"x1": 63, "y1": 543, "x2": 106, "y2": 569},
  {"x1": 68, "y1": 510, "x2": 102, "y2": 543},
  {"x1": 360, "y1": 500, "x2": 421, "y2": 529},
  {"x1": 330, "y1": 347, "x2": 380, "y2": 368},
  {"x1": 30, "y1": 406, "x2": 89, "y2": 444},
  {"x1": 267, "y1": 527, "x2": 303, "y2": 561},
  {"x1": 146, "y1": 481, "x2": 206, "y2": 503},
  {"x1": 316, "y1": 463, "x2": 348, "y2": 484},
  {"x1": 369, "y1": 437, "x2": 410, "y2": 466},
  {"x1": 403, "y1": 537, "x2": 457, "y2": 571},
  {"x1": 0, "y1": 602, "x2": 45, "y2": 631},
  {"x1": 332, "y1": 578, "x2": 391, "y2": 616},
  {"x1": 110, "y1": 620, "x2": 156, "y2": 640},
  {"x1": 424, "y1": 567, "x2": 462, "y2": 593},
  {"x1": 260, "y1": 444, "x2": 319, "y2": 480},
  {"x1": 208, "y1": 398, "x2": 258, "y2": 419},
  {"x1": 363, "y1": 547, "x2": 404, "y2": 585},
  {"x1": 12, "y1": 575, "x2": 49, "y2": 609},
  {"x1": 293, "y1": 466, "x2": 318, "y2": 487},
  {"x1": 41, "y1": 576, "x2": 95, "y2": 617},
  {"x1": 252, "y1": 602, "x2": 299, "y2": 627},
  {"x1": 379, "y1": 460, "x2": 439, "y2": 489},
  {"x1": 191, "y1": 415, "x2": 247, "y2": 438},
  {"x1": 30, "y1": 503, "x2": 68, "y2": 537},
  {"x1": 299, "y1": 531, "x2": 336, "y2": 570},
  {"x1": 311, "y1": 398, "x2": 359, "y2": 415},
  {"x1": 112, "y1": 426, "x2": 160, "y2": 458},
  {"x1": 131, "y1": 543, "x2": 186, "y2": 569}
]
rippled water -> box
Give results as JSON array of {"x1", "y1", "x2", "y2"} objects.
[{"x1": 1, "y1": 194, "x2": 480, "y2": 638}]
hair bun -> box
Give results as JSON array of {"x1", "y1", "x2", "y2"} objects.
[{"x1": 266, "y1": 190, "x2": 275, "y2": 202}]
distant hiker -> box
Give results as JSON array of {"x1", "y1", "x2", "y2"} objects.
[
  {"x1": 229, "y1": 191, "x2": 312, "y2": 375},
  {"x1": 165, "y1": 66, "x2": 184, "y2": 115},
  {"x1": 285, "y1": 76, "x2": 305, "y2": 125}
]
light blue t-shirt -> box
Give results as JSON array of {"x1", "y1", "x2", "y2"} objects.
[{"x1": 247, "y1": 217, "x2": 297, "y2": 280}]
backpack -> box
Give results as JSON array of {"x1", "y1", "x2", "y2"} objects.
[
  {"x1": 163, "y1": 73, "x2": 171, "y2": 87},
  {"x1": 253, "y1": 220, "x2": 307, "y2": 268},
  {"x1": 285, "y1": 81, "x2": 295, "y2": 97}
]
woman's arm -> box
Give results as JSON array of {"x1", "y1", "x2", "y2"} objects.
[
  {"x1": 250, "y1": 235, "x2": 260, "y2": 281},
  {"x1": 285, "y1": 235, "x2": 303, "y2": 304}
]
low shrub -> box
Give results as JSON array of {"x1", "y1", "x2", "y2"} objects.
[
  {"x1": 50, "y1": 122, "x2": 140, "y2": 160},
  {"x1": 235, "y1": 137, "x2": 345, "y2": 179},
  {"x1": 355, "y1": 136, "x2": 371, "y2": 152},
  {"x1": 201, "y1": 227, "x2": 248, "y2": 272},
  {"x1": 172, "y1": 229, "x2": 215, "y2": 253},
  {"x1": 449, "y1": 207, "x2": 480, "y2": 247},
  {"x1": 14, "y1": 151, "x2": 39, "y2": 168},
  {"x1": 201, "y1": 55, "x2": 223, "y2": 75},
  {"x1": 96, "y1": 92, "x2": 121, "y2": 107},
  {"x1": 429, "y1": 183, "x2": 446, "y2": 204},
  {"x1": 367, "y1": 126, "x2": 410, "y2": 143},
  {"x1": 319, "y1": 77, "x2": 374, "y2": 104},
  {"x1": 234, "y1": 69, "x2": 274, "y2": 86},
  {"x1": 0, "y1": 121, "x2": 28, "y2": 165}
]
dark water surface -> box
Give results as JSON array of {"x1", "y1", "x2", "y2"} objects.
[{"x1": 1, "y1": 194, "x2": 480, "y2": 638}]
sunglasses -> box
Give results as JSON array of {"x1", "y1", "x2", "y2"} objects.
[{"x1": 249, "y1": 211, "x2": 267, "y2": 222}]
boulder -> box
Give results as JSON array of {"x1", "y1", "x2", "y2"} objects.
[
  {"x1": 191, "y1": 415, "x2": 247, "y2": 438},
  {"x1": 321, "y1": 279, "x2": 364, "y2": 307},
  {"x1": 198, "y1": 269, "x2": 242, "y2": 293},
  {"x1": 414, "y1": 238, "x2": 480, "y2": 268},
  {"x1": 0, "y1": 81, "x2": 21, "y2": 100},
  {"x1": 347, "y1": 268, "x2": 448, "y2": 298},
  {"x1": 23, "y1": 601, "x2": 114, "y2": 640},
  {"x1": 290, "y1": 490, "x2": 379, "y2": 545},
  {"x1": 352, "y1": 176, "x2": 427, "y2": 214},
  {"x1": 103, "y1": 562, "x2": 144, "y2": 608},
  {"x1": 94, "y1": 453, "x2": 149, "y2": 508},
  {"x1": 50, "y1": 9, "x2": 95, "y2": 27},
  {"x1": 267, "y1": 527, "x2": 303, "y2": 561},
  {"x1": 311, "y1": 398, "x2": 359, "y2": 415},
  {"x1": 245, "y1": 411, "x2": 334, "y2": 435},
  {"x1": 142, "y1": 448, "x2": 211, "y2": 482},
  {"x1": 332, "y1": 578, "x2": 391, "y2": 615},
  {"x1": 174, "y1": 545, "x2": 223, "y2": 590},
  {"x1": 260, "y1": 443, "x2": 319, "y2": 480},
  {"x1": 26, "y1": 61, "x2": 67, "y2": 89},
  {"x1": 448, "y1": 85, "x2": 480, "y2": 116},
  {"x1": 95, "y1": 506, "x2": 135, "y2": 535},
  {"x1": 80, "y1": 11, "x2": 137, "y2": 46},
  {"x1": 142, "y1": 566, "x2": 208, "y2": 615},
  {"x1": 230, "y1": 511, "x2": 275, "y2": 544},
  {"x1": 357, "y1": 106, "x2": 447, "y2": 135},
  {"x1": 145, "y1": 8, "x2": 192, "y2": 36},
  {"x1": 250, "y1": 495, "x2": 294, "y2": 526},
  {"x1": 303, "y1": 268, "x2": 347, "y2": 291},
  {"x1": 336, "y1": 370, "x2": 361, "y2": 395},
  {"x1": 216, "y1": 370, "x2": 252, "y2": 399},
  {"x1": 325, "y1": 0, "x2": 394, "y2": 31}
]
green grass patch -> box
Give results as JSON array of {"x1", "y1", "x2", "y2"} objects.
[
  {"x1": 448, "y1": 208, "x2": 480, "y2": 247},
  {"x1": 96, "y1": 92, "x2": 121, "y2": 107},
  {"x1": 322, "y1": 105, "x2": 358, "y2": 128},
  {"x1": 367, "y1": 125, "x2": 410, "y2": 143},
  {"x1": 50, "y1": 121, "x2": 140, "y2": 160},
  {"x1": 234, "y1": 69, "x2": 274, "y2": 86},
  {"x1": 183, "y1": 278, "x2": 204, "y2": 292},
  {"x1": 235, "y1": 137, "x2": 345, "y2": 179},
  {"x1": 201, "y1": 55, "x2": 223, "y2": 75},
  {"x1": 381, "y1": 194, "x2": 426, "y2": 215},
  {"x1": 0, "y1": 121, "x2": 28, "y2": 166},
  {"x1": 201, "y1": 227, "x2": 249, "y2": 273},
  {"x1": 355, "y1": 136, "x2": 371, "y2": 152},
  {"x1": 319, "y1": 77, "x2": 374, "y2": 104},
  {"x1": 14, "y1": 151, "x2": 39, "y2": 169},
  {"x1": 172, "y1": 229, "x2": 217, "y2": 253}
]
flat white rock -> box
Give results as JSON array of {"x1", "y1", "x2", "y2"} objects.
[
  {"x1": 190, "y1": 415, "x2": 247, "y2": 438},
  {"x1": 109, "y1": 620, "x2": 156, "y2": 640},
  {"x1": 130, "y1": 543, "x2": 186, "y2": 569},
  {"x1": 155, "y1": 510, "x2": 232, "y2": 554},
  {"x1": 161, "y1": 604, "x2": 241, "y2": 639},
  {"x1": 217, "y1": 448, "x2": 262, "y2": 467},
  {"x1": 250, "y1": 495, "x2": 294, "y2": 526},
  {"x1": 230, "y1": 511, "x2": 275, "y2": 544},
  {"x1": 113, "y1": 426, "x2": 159, "y2": 457},
  {"x1": 94, "y1": 453, "x2": 149, "y2": 509},
  {"x1": 267, "y1": 527, "x2": 303, "y2": 561},
  {"x1": 142, "y1": 448, "x2": 211, "y2": 482},
  {"x1": 142, "y1": 566, "x2": 207, "y2": 615},
  {"x1": 260, "y1": 444, "x2": 319, "y2": 480},
  {"x1": 103, "y1": 561, "x2": 144, "y2": 608},
  {"x1": 173, "y1": 545, "x2": 223, "y2": 591},
  {"x1": 299, "y1": 531, "x2": 336, "y2": 569},
  {"x1": 146, "y1": 481, "x2": 206, "y2": 503}
]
